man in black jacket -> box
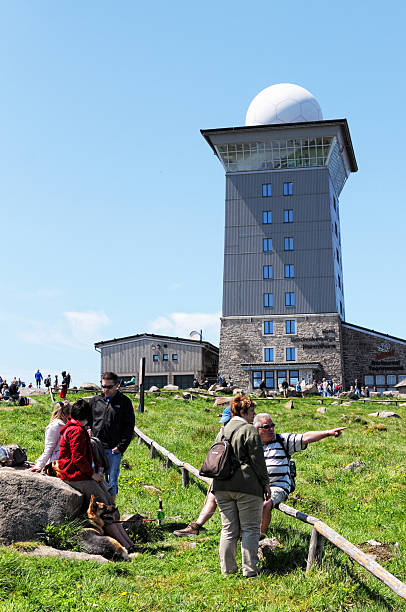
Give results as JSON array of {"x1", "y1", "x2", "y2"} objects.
[{"x1": 89, "y1": 371, "x2": 135, "y2": 502}]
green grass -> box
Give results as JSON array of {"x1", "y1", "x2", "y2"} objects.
[{"x1": 0, "y1": 393, "x2": 405, "y2": 611}]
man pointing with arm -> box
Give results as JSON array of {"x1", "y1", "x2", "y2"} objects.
[{"x1": 253, "y1": 412, "x2": 345, "y2": 538}]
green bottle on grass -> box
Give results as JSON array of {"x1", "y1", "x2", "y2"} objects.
[{"x1": 157, "y1": 497, "x2": 165, "y2": 526}]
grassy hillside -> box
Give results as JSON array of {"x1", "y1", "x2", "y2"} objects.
[{"x1": 0, "y1": 393, "x2": 405, "y2": 611}]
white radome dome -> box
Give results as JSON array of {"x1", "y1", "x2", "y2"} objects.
[{"x1": 245, "y1": 83, "x2": 323, "y2": 126}]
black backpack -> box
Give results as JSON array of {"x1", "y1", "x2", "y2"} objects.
[
  {"x1": 0, "y1": 444, "x2": 28, "y2": 467},
  {"x1": 275, "y1": 434, "x2": 296, "y2": 493},
  {"x1": 199, "y1": 422, "x2": 245, "y2": 480}
]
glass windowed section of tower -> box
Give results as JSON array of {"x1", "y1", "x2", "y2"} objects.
[{"x1": 202, "y1": 119, "x2": 357, "y2": 390}]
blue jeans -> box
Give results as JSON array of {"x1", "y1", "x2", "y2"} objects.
[{"x1": 104, "y1": 448, "x2": 122, "y2": 496}]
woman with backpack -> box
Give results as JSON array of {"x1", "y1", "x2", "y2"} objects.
[
  {"x1": 30, "y1": 401, "x2": 72, "y2": 472},
  {"x1": 212, "y1": 394, "x2": 270, "y2": 577}
]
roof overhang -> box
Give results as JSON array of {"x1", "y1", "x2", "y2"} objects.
[{"x1": 201, "y1": 119, "x2": 357, "y2": 173}]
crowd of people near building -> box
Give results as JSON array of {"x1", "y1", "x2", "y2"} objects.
[{"x1": 0, "y1": 370, "x2": 72, "y2": 404}]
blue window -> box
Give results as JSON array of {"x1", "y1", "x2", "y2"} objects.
[
  {"x1": 263, "y1": 265, "x2": 273, "y2": 279},
  {"x1": 264, "y1": 320, "x2": 274, "y2": 335},
  {"x1": 284, "y1": 237, "x2": 294, "y2": 251},
  {"x1": 283, "y1": 182, "x2": 293, "y2": 196},
  {"x1": 153, "y1": 354, "x2": 159, "y2": 362},
  {"x1": 284, "y1": 264, "x2": 294, "y2": 278},
  {"x1": 277, "y1": 370, "x2": 287, "y2": 387},
  {"x1": 262, "y1": 183, "x2": 272, "y2": 197},
  {"x1": 285, "y1": 320, "x2": 295, "y2": 334},
  {"x1": 285, "y1": 292, "x2": 295, "y2": 306},
  {"x1": 289, "y1": 370, "x2": 299, "y2": 385},
  {"x1": 265, "y1": 371, "x2": 275, "y2": 389},
  {"x1": 265, "y1": 348, "x2": 274, "y2": 362},
  {"x1": 163, "y1": 354, "x2": 168, "y2": 361},
  {"x1": 284, "y1": 209, "x2": 293, "y2": 223},
  {"x1": 264, "y1": 293, "x2": 273, "y2": 307},
  {"x1": 338, "y1": 275, "x2": 341, "y2": 289},
  {"x1": 336, "y1": 248, "x2": 340, "y2": 264},
  {"x1": 340, "y1": 301, "x2": 343, "y2": 315},
  {"x1": 252, "y1": 371, "x2": 262, "y2": 389},
  {"x1": 263, "y1": 238, "x2": 273, "y2": 252},
  {"x1": 172, "y1": 354, "x2": 178, "y2": 360},
  {"x1": 262, "y1": 211, "x2": 272, "y2": 224},
  {"x1": 335, "y1": 222, "x2": 338, "y2": 237},
  {"x1": 286, "y1": 347, "x2": 296, "y2": 361}
]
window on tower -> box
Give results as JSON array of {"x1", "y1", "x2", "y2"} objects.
[
  {"x1": 285, "y1": 320, "x2": 296, "y2": 334},
  {"x1": 283, "y1": 182, "x2": 293, "y2": 196},
  {"x1": 263, "y1": 211, "x2": 272, "y2": 224},
  {"x1": 286, "y1": 347, "x2": 296, "y2": 361},
  {"x1": 263, "y1": 238, "x2": 273, "y2": 252},
  {"x1": 284, "y1": 264, "x2": 294, "y2": 278},
  {"x1": 264, "y1": 348, "x2": 274, "y2": 362},
  {"x1": 263, "y1": 265, "x2": 273, "y2": 279},
  {"x1": 336, "y1": 248, "x2": 340, "y2": 264},
  {"x1": 264, "y1": 320, "x2": 274, "y2": 335},
  {"x1": 284, "y1": 209, "x2": 293, "y2": 223},
  {"x1": 284, "y1": 237, "x2": 294, "y2": 251},
  {"x1": 285, "y1": 292, "x2": 295, "y2": 306},
  {"x1": 262, "y1": 183, "x2": 272, "y2": 197},
  {"x1": 264, "y1": 293, "x2": 274, "y2": 307}
]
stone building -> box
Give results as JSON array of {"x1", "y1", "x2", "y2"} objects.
[{"x1": 202, "y1": 83, "x2": 406, "y2": 393}]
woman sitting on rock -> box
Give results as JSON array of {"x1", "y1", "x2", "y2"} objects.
[
  {"x1": 58, "y1": 398, "x2": 135, "y2": 553},
  {"x1": 30, "y1": 401, "x2": 72, "y2": 472}
]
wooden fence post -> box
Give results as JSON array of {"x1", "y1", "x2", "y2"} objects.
[
  {"x1": 182, "y1": 468, "x2": 190, "y2": 488},
  {"x1": 306, "y1": 526, "x2": 324, "y2": 572},
  {"x1": 149, "y1": 445, "x2": 157, "y2": 459}
]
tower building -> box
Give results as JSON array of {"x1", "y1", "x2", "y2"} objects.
[{"x1": 202, "y1": 84, "x2": 406, "y2": 392}]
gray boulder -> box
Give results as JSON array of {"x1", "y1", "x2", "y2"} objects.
[
  {"x1": 80, "y1": 382, "x2": 101, "y2": 391},
  {"x1": 0, "y1": 467, "x2": 83, "y2": 542}
]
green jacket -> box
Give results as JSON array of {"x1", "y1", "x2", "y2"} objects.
[{"x1": 212, "y1": 418, "x2": 269, "y2": 498}]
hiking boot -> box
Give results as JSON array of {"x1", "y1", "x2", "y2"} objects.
[{"x1": 173, "y1": 522, "x2": 201, "y2": 537}]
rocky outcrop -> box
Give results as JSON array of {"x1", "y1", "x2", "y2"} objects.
[{"x1": 0, "y1": 467, "x2": 83, "y2": 542}]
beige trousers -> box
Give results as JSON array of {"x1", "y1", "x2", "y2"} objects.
[{"x1": 215, "y1": 490, "x2": 263, "y2": 577}]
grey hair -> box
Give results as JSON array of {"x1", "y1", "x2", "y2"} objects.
[{"x1": 253, "y1": 413, "x2": 272, "y2": 428}]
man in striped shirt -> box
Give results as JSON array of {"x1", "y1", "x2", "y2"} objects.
[{"x1": 253, "y1": 413, "x2": 345, "y2": 537}]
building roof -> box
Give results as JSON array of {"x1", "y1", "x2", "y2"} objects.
[
  {"x1": 342, "y1": 321, "x2": 406, "y2": 345},
  {"x1": 94, "y1": 332, "x2": 218, "y2": 353},
  {"x1": 201, "y1": 119, "x2": 357, "y2": 173}
]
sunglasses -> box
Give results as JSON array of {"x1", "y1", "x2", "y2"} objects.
[
  {"x1": 102, "y1": 384, "x2": 116, "y2": 389},
  {"x1": 259, "y1": 424, "x2": 274, "y2": 430}
]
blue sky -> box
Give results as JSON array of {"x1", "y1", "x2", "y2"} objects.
[{"x1": 1, "y1": 1, "x2": 405, "y2": 386}]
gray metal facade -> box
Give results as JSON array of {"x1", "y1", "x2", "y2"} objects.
[
  {"x1": 222, "y1": 167, "x2": 343, "y2": 317},
  {"x1": 95, "y1": 334, "x2": 219, "y2": 386}
]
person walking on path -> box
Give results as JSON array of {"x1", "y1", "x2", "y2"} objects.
[
  {"x1": 34, "y1": 370, "x2": 43, "y2": 388},
  {"x1": 59, "y1": 371, "x2": 69, "y2": 399}
]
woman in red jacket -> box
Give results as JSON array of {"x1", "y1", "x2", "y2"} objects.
[{"x1": 59, "y1": 399, "x2": 135, "y2": 553}]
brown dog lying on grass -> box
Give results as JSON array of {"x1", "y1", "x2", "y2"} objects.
[{"x1": 80, "y1": 495, "x2": 130, "y2": 561}]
